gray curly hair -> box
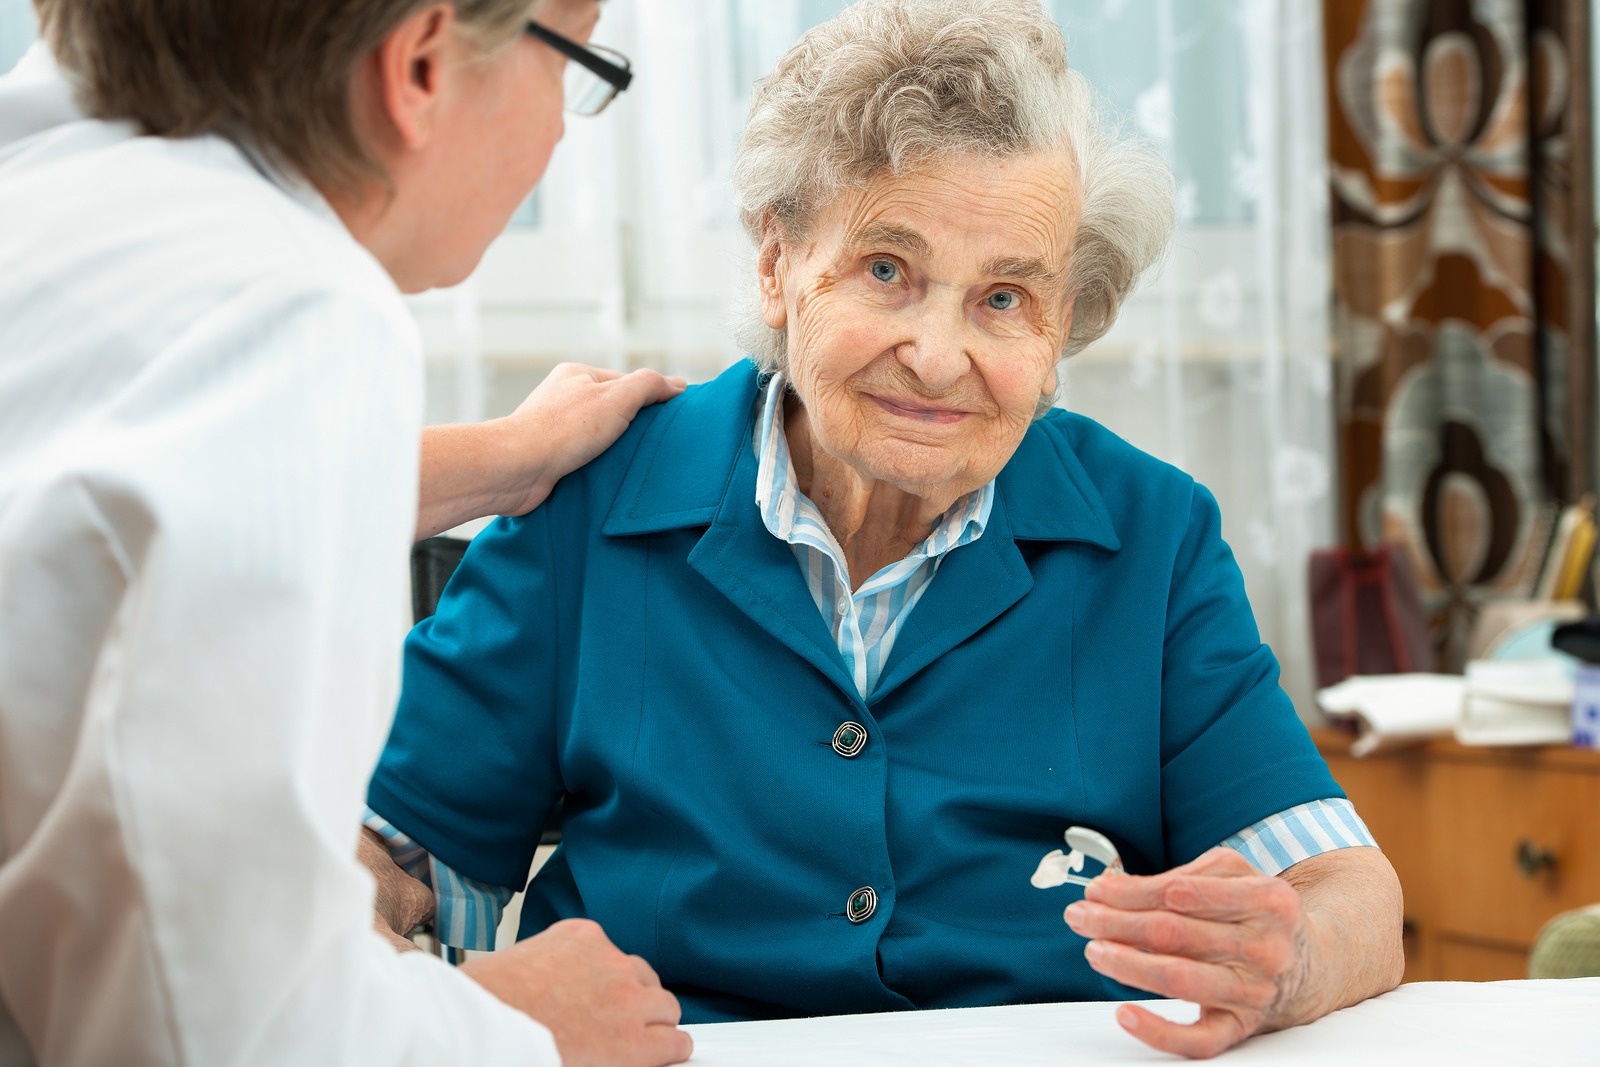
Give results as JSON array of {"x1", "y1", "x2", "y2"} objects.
[{"x1": 732, "y1": 0, "x2": 1174, "y2": 380}]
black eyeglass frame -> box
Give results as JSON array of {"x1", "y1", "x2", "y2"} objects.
[{"x1": 525, "y1": 20, "x2": 634, "y2": 108}]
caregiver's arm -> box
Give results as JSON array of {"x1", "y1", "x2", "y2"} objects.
[
  {"x1": 417, "y1": 364, "x2": 684, "y2": 540},
  {"x1": 1066, "y1": 845, "x2": 1404, "y2": 1059},
  {"x1": 356, "y1": 829, "x2": 689, "y2": 1067}
]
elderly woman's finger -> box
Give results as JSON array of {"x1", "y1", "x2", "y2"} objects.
[
  {"x1": 1123, "y1": 847, "x2": 1257, "y2": 885},
  {"x1": 1170, "y1": 847, "x2": 1261, "y2": 876},
  {"x1": 1083, "y1": 938, "x2": 1277, "y2": 1015},
  {"x1": 1085, "y1": 865, "x2": 1301, "y2": 924},
  {"x1": 1064, "y1": 901, "x2": 1294, "y2": 971},
  {"x1": 1083, "y1": 849, "x2": 1255, "y2": 906},
  {"x1": 1113, "y1": 1002, "x2": 1254, "y2": 1060}
]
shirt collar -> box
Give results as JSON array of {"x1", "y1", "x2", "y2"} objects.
[{"x1": 752, "y1": 372, "x2": 991, "y2": 555}]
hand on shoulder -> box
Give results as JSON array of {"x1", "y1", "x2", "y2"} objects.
[
  {"x1": 496, "y1": 364, "x2": 687, "y2": 517},
  {"x1": 416, "y1": 365, "x2": 685, "y2": 539}
]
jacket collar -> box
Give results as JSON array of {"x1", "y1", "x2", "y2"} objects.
[
  {"x1": 600, "y1": 361, "x2": 763, "y2": 537},
  {"x1": 995, "y1": 411, "x2": 1121, "y2": 550},
  {"x1": 602, "y1": 359, "x2": 1120, "y2": 553}
]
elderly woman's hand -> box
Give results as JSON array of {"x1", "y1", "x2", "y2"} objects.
[
  {"x1": 357, "y1": 827, "x2": 434, "y2": 952},
  {"x1": 1063, "y1": 846, "x2": 1403, "y2": 1059}
]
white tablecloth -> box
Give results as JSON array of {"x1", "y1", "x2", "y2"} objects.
[{"x1": 683, "y1": 978, "x2": 1600, "y2": 1065}]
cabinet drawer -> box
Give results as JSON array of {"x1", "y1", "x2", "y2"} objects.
[
  {"x1": 1322, "y1": 750, "x2": 1429, "y2": 886},
  {"x1": 1430, "y1": 761, "x2": 1600, "y2": 945}
]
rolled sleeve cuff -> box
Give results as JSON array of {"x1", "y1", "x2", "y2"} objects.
[
  {"x1": 363, "y1": 806, "x2": 513, "y2": 952},
  {"x1": 1220, "y1": 798, "x2": 1378, "y2": 876}
]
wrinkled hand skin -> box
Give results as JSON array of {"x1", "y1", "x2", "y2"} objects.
[
  {"x1": 357, "y1": 827, "x2": 434, "y2": 954},
  {"x1": 461, "y1": 918, "x2": 694, "y2": 1067},
  {"x1": 1064, "y1": 845, "x2": 1404, "y2": 1059}
]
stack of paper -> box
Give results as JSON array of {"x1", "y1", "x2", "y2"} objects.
[
  {"x1": 1316, "y1": 674, "x2": 1466, "y2": 756},
  {"x1": 1455, "y1": 659, "x2": 1575, "y2": 746}
]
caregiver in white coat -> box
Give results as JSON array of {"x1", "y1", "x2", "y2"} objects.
[{"x1": 0, "y1": 1, "x2": 692, "y2": 1065}]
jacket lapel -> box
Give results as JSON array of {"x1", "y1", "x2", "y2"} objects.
[
  {"x1": 602, "y1": 361, "x2": 862, "y2": 705},
  {"x1": 689, "y1": 478, "x2": 863, "y2": 704},
  {"x1": 870, "y1": 414, "x2": 1122, "y2": 704},
  {"x1": 868, "y1": 503, "x2": 1034, "y2": 703}
]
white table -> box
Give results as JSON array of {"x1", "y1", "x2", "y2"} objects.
[{"x1": 682, "y1": 978, "x2": 1600, "y2": 1065}]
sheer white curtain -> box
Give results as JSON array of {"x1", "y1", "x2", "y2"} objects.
[{"x1": 1049, "y1": 0, "x2": 1338, "y2": 716}]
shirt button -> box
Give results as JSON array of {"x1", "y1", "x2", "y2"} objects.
[
  {"x1": 831, "y1": 721, "x2": 867, "y2": 758},
  {"x1": 847, "y1": 886, "x2": 878, "y2": 923}
]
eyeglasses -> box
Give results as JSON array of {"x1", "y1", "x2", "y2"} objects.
[{"x1": 525, "y1": 21, "x2": 633, "y2": 117}]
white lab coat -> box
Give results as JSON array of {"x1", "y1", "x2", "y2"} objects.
[{"x1": 0, "y1": 48, "x2": 558, "y2": 1066}]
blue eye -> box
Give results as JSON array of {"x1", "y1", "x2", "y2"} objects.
[
  {"x1": 869, "y1": 260, "x2": 900, "y2": 283},
  {"x1": 986, "y1": 290, "x2": 1020, "y2": 311}
]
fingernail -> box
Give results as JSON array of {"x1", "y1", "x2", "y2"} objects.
[
  {"x1": 668, "y1": 376, "x2": 688, "y2": 388},
  {"x1": 1062, "y1": 901, "x2": 1086, "y2": 926},
  {"x1": 1087, "y1": 870, "x2": 1122, "y2": 896},
  {"x1": 1117, "y1": 1006, "x2": 1140, "y2": 1034},
  {"x1": 1084, "y1": 940, "x2": 1106, "y2": 962}
]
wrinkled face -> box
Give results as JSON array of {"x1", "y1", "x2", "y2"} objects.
[{"x1": 759, "y1": 151, "x2": 1080, "y2": 504}]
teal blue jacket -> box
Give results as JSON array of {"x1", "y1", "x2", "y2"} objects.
[{"x1": 369, "y1": 359, "x2": 1340, "y2": 1022}]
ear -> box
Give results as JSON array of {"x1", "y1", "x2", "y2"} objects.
[
  {"x1": 756, "y1": 213, "x2": 789, "y2": 331},
  {"x1": 371, "y1": 4, "x2": 457, "y2": 151}
]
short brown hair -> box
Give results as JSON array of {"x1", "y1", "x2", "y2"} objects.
[{"x1": 35, "y1": 0, "x2": 533, "y2": 192}]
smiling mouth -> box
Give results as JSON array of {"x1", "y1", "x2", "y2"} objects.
[{"x1": 871, "y1": 395, "x2": 972, "y2": 424}]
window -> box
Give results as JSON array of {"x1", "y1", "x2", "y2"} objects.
[{"x1": 0, "y1": 0, "x2": 36, "y2": 74}]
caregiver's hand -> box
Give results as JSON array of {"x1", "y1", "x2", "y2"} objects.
[
  {"x1": 1063, "y1": 846, "x2": 1403, "y2": 1060},
  {"x1": 460, "y1": 918, "x2": 693, "y2": 1067},
  {"x1": 416, "y1": 364, "x2": 686, "y2": 540}
]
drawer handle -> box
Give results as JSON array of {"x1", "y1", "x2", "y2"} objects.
[{"x1": 1515, "y1": 839, "x2": 1558, "y2": 879}]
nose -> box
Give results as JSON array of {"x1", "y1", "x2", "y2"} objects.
[{"x1": 894, "y1": 301, "x2": 971, "y2": 392}]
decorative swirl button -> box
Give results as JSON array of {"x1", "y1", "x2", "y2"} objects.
[
  {"x1": 832, "y1": 721, "x2": 867, "y2": 758},
  {"x1": 846, "y1": 886, "x2": 877, "y2": 923}
]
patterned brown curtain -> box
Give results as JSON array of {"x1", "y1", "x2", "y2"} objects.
[{"x1": 1324, "y1": 0, "x2": 1595, "y2": 667}]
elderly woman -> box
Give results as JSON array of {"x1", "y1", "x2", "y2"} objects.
[{"x1": 365, "y1": 0, "x2": 1403, "y2": 1056}]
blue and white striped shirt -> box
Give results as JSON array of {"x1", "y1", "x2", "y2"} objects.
[
  {"x1": 753, "y1": 373, "x2": 991, "y2": 699},
  {"x1": 363, "y1": 810, "x2": 509, "y2": 963},
  {"x1": 370, "y1": 374, "x2": 1375, "y2": 952}
]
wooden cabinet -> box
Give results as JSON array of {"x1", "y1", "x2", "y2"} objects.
[{"x1": 1311, "y1": 729, "x2": 1600, "y2": 982}]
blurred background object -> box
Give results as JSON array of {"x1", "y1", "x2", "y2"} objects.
[{"x1": 1323, "y1": 0, "x2": 1597, "y2": 672}]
